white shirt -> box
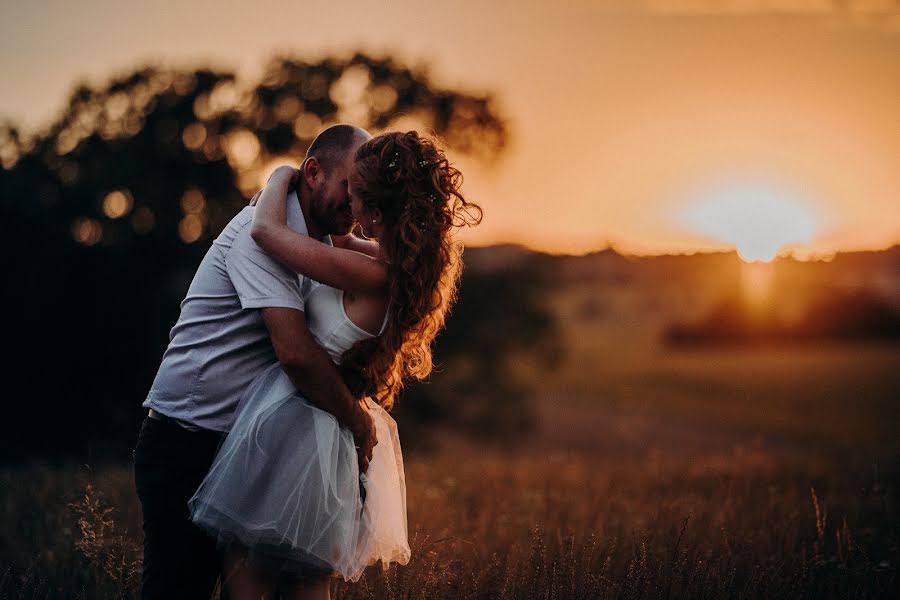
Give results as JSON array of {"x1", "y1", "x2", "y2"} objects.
[{"x1": 143, "y1": 192, "x2": 328, "y2": 432}]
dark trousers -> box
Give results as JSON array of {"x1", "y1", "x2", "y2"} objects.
[{"x1": 133, "y1": 415, "x2": 225, "y2": 600}]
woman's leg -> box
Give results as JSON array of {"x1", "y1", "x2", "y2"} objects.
[
  {"x1": 283, "y1": 574, "x2": 332, "y2": 600},
  {"x1": 222, "y1": 548, "x2": 277, "y2": 600}
]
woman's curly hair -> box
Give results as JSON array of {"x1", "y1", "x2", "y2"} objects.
[{"x1": 339, "y1": 131, "x2": 482, "y2": 410}]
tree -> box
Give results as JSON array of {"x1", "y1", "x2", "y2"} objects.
[{"x1": 0, "y1": 54, "x2": 509, "y2": 461}]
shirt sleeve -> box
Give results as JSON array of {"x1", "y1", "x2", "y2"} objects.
[{"x1": 225, "y1": 221, "x2": 306, "y2": 312}]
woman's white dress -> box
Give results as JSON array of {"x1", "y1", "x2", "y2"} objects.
[{"x1": 188, "y1": 284, "x2": 409, "y2": 582}]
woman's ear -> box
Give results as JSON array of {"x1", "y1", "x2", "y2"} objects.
[{"x1": 371, "y1": 207, "x2": 384, "y2": 225}]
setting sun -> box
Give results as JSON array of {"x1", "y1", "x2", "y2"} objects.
[{"x1": 678, "y1": 181, "x2": 822, "y2": 263}]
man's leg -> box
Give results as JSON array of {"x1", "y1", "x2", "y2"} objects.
[{"x1": 133, "y1": 415, "x2": 223, "y2": 599}]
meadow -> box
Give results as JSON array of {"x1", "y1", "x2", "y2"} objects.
[{"x1": 2, "y1": 338, "x2": 897, "y2": 599}]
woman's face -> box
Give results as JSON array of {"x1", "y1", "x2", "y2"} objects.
[{"x1": 348, "y1": 177, "x2": 375, "y2": 238}]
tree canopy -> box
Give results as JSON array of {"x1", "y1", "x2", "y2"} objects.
[
  {"x1": 0, "y1": 54, "x2": 527, "y2": 461},
  {"x1": 1, "y1": 53, "x2": 507, "y2": 251}
]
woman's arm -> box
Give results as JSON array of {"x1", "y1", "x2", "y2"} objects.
[
  {"x1": 332, "y1": 234, "x2": 380, "y2": 258},
  {"x1": 250, "y1": 167, "x2": 388, "y2": 295}
]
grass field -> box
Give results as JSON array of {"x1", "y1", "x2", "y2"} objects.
[{"x1": 2, "y1": 342, "x2": 898, "y2": 599}]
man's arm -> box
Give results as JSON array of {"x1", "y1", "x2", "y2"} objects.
[{"x1": 260, "y1": 306, "x2": 377, "y2": 472}]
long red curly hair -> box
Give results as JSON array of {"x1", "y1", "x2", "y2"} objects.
[{"x1": 339, "y1": 131, "x2": 482, "y2": 410}]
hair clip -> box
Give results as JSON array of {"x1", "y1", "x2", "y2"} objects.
[
  {"x1": 388, "y1": 153, "x2": 399, "y2": 169},
  {"x1": 418, "y1": 160, "x2": 429, "y2": 168}
]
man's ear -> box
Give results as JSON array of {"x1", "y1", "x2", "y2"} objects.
[{"x1": 302, "y1": 157, "x2": 322, "y2": 190}]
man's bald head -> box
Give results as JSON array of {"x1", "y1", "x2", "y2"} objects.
[{"x1": 305, "y1": 124, "x2": 371, "y2": 173}]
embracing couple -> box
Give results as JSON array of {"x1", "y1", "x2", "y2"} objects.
[{"x1": 132, "y1": 125, "x2": 481, "y2": 599}]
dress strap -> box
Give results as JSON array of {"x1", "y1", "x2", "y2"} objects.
[{"x1": 376, "y1": 300, "x2": 390, "y2": 336}]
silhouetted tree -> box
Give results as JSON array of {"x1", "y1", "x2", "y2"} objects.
[{"x1": 0, "y1": 54, "x2": 511, "y2": 461}]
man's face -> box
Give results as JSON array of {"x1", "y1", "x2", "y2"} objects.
[{"x1": 307, "y1": 154, "x2": 356, "y2": 236}]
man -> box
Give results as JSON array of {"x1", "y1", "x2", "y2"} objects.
[{"x1": 133, "y1": 124, "x2": 375, "y2": 599}]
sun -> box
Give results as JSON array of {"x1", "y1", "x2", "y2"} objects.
[{"x1": 678, "y1": 181, "x2": 821, "y2": 262}]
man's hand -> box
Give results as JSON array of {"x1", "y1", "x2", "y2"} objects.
[
  {"x1": 349, "y1": 402, "x2": 377, "y2": 473},
  {"x1": 260, "y1": 307, "x2": 377, "y2": 474}
]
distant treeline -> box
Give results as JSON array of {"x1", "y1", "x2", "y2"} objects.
[
  {"x1": 665, "y1": 288, "x2": 900, "y2": 347},
  {"x1": 466, "y1": 244, "x2": 900, "y2": 348}
]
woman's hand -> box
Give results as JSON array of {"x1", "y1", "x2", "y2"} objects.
[
  {"x1": 248, "y1": 166, "x2": 300, "y2": 205},
  {"x1": 267, "y1": 165, "x2": 301, "y2": 190}
]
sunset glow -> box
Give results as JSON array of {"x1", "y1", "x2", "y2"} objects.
[
  {"x1": 678, "y1": 182, "x2": 822, "y2": 262},
  {"x1": 1, "y1": 1, "x2": 898, "y2": 257}
]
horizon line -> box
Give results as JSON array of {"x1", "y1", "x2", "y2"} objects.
[{"x1": 463, "y1": 241, "x2": 900, "y2": 262}]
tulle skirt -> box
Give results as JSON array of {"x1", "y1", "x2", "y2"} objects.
[{"x1": 188, "y1": 363, "x2": 410, "y2": 582}]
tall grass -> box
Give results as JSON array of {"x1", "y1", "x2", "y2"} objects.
[
  {"x1": 2, "y1": 345, "x2": 897, "y2": 598},
  {"x1": 1, "y1": 445, "x2": 896, "y2": 599}
]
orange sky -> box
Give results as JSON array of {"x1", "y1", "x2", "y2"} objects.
[{"x1": 2, "y1": 0, "x2": 898, "y2": 257}]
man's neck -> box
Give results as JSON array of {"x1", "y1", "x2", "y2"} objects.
[{"x1": 296, "y1": 187, "x2": 325, "y2": 240}]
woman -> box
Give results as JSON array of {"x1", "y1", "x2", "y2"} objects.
[{"x1": 188, "y1": 131, "x2": 481, "y2": 599}]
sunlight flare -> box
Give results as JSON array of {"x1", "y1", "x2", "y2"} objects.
[{"x1": 678, "y1": 182, "x2": 821, "y2": 262}]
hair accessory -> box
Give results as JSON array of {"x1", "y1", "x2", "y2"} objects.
[
  {"x1": 418, "y1": 160, "x2": 429, "y2": 168},
  {"x1": 387, "y1": 153, "x2": 399, "y2": 169}
]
